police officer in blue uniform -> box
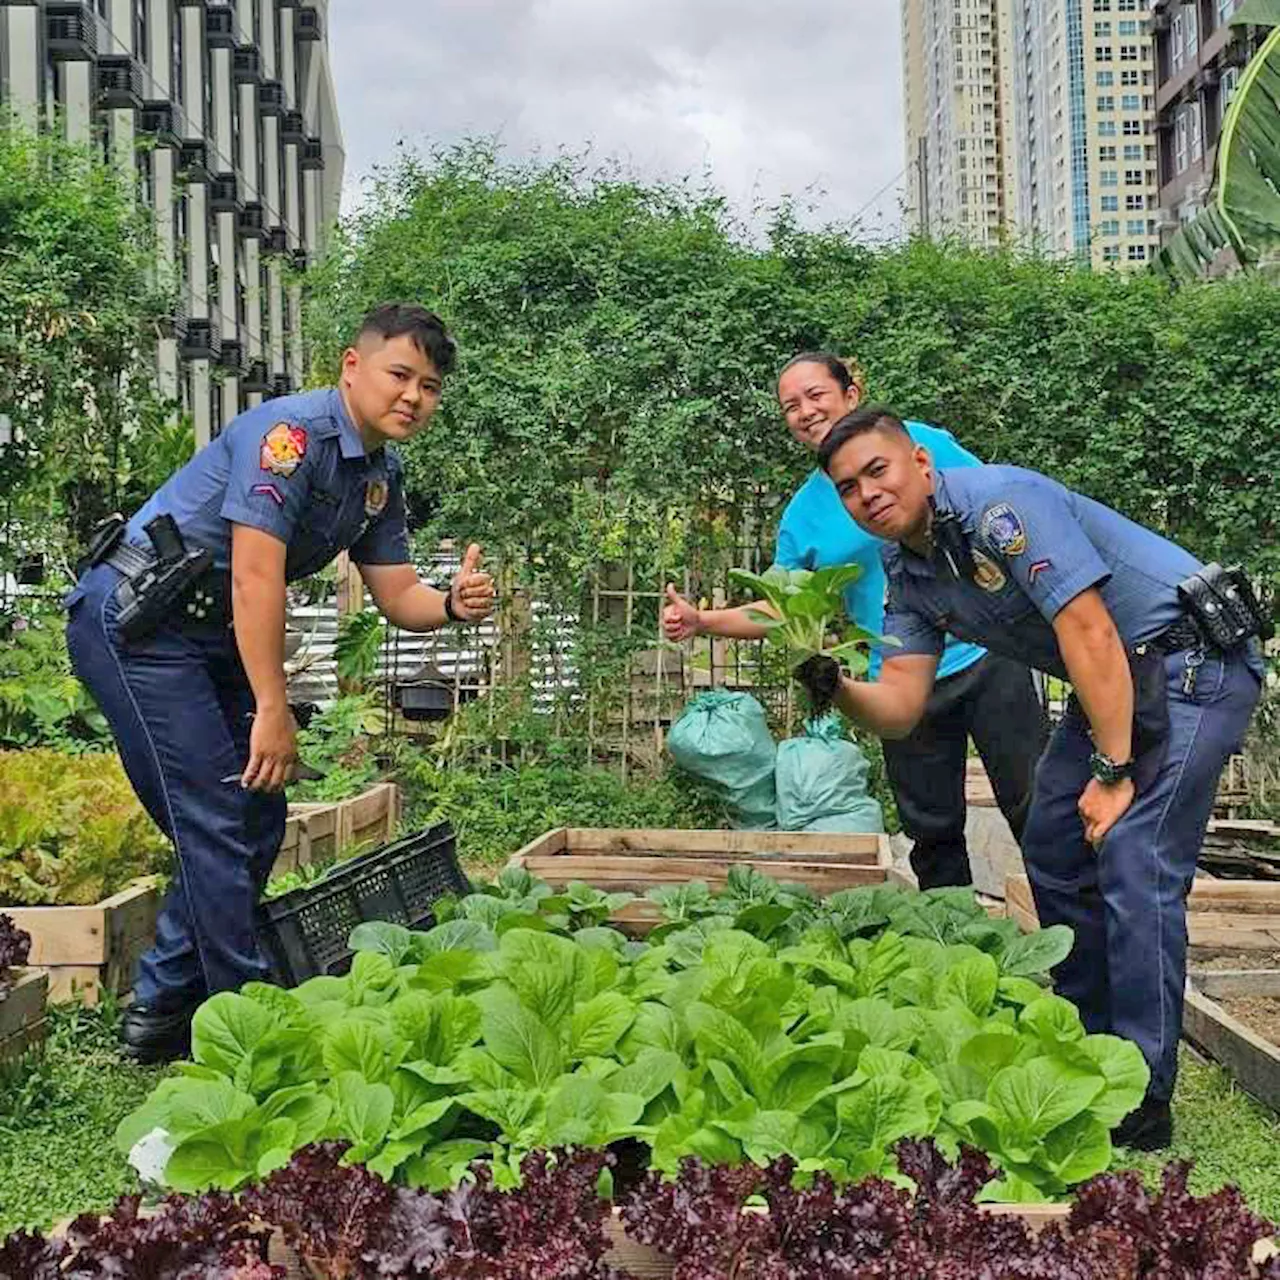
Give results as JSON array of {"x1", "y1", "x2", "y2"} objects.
[
  {"x1": 805, "y1": 406, "x2": 1265, "y2": 1151},
  {"x1": 64, "y1": 302, "x2": 494, "y2": 1061}
]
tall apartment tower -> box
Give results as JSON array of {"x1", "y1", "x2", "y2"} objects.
[
  {"x1": 0, "y1": 0, "x2": 344, "y2": 446},
  {"x1": 902, "y1": 0, "x2": 1020, "y2": 244},
  {"x1": 1012, "y1": 0, "x2": 1161, "y2": 267},
  {"x1": 1151, "y1": 0, "x2": 1266, "y2": 241}
]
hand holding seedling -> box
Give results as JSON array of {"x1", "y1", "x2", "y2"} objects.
[
  {"x1": 450, "y1": 543, "x2": 495, "y2": 622},
  {"x1": 662, "y1": 584, "x2": 704, "y2": 641}
]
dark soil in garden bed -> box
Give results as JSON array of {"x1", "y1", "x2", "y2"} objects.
[{"x1": 1216, "y1": 995, "x2": 1280, "y2": 1047}]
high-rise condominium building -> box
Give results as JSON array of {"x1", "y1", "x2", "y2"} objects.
[
  {"x1": 0, "y1": 0, "x2": 344, "y2": 446},
  {"x1": 902, "y1": 0, "x2": 1020, "y2": 244},
  {"x1": 1151, "y1": 0, "x2": 1266, "y2": 243},
  {"x1": 904, "y1": 0, "x2": 1163, "y2": 268}
]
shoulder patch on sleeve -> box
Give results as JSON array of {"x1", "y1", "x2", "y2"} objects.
[
  {"x1": 364, "y1": 479, "x2": 389, "y2": 516},
  {"x1": 260, "y1": 421, "x2": 308, "y2": 477},
  {"x1": 980, "y1": 502, "x2": 1027, "y2": 556}
]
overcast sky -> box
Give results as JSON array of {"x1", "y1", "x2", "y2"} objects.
[{"x1": 327, "y1": 0, "x2": 907, "y2": 239}]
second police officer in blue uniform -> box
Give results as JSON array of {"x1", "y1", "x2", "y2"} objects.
[
  {"x1": 65, "y1": 303, "x2": 495, "y2": 1062},
  {"x1": 802, "y1": 405, "x2": 1266, "y2": 1152}
]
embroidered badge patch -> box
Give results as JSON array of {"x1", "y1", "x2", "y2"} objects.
[
  {"x1": 981, "y1": 503, "x2": 1027, "y2": 556},
  {"x1": 260, "y1": 422, "x2": 308, "y2": 478},
  {"x1": 365, "y1": 479, "x2": 389, "y2": 517},
  {"x1": 1028, "y1": 558, "x2": 1052, "y2": 584},
  {"x1": 251, "y1": 482, "x2": 284, "y2": 507},
  {"x1": 970, "y1": 549, "x2": 1007, "y2": 593}
]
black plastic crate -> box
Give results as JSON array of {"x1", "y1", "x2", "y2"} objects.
[{"x1": 256, "y1": 821, "x2": 467, "y2": 986}]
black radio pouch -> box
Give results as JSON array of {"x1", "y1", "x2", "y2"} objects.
[
  {"x1": 1177, "y1": 563, "x2": 1271, "y2": 650},
  {"x1": 1128, "y1": 645, "x2": 1171, "y2": 794}
]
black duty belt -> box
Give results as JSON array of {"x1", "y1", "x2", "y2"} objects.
[{"x1": 1145, "y1": 615, "x2": 1209, "y2": 656}]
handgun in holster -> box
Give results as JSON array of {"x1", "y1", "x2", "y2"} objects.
[{"x1": 115, "y1": 515, "x2": 214, "y2": 642}]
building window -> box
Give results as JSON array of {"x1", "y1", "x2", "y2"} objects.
[
  {"x1": 1100, "y1": 145, "x2": 1118, "y2": 160},
  {"x1": 1103, "y1": 245, "x2": 1121, "y2": 261},
  {"x1": 1127, "y1": 244, "x2": 1147, "y2": 260},
  {"x1": 1099, "y1": 219, "x2": 1121, "y2": 235},
  {"x1": 1097, "y1": 70, "x2": 1115, "y2": 85},
  {"x1": 1218, "y1": 0, "x2": 1237, "y2": 21},
  {"x1": 1126, "y1": 193, "x2": 1147, "y2": 209},
  {"x1": 1189, "y1": 100, "x2": 1203, "y2": 160},
  {"x1": 171, "y1": 0, "x2": 184, "y2": 107},
  {"x1": 1119, "y1": 43, "x2": 1140, "y2": 59},
  {"x1": 1101, "y1": 195, "x2": 1120, "y2": 210},
  {"x1": 1119, "y1": 19, "x2": 1137, "y2": 34},
  {"x1": 1127, "y1": 218, "x2": 1148, "y2": 235},
  {"x1": 1121, "y1": 93, "x2": 1141, "y2": 110},
  {"x1": 1123, "y1": 118, "x2": 1143, "y2": 135},
  {"x1": 1121, "y1": 68, "x2": 1140, "y2": 85},
  {"x1": 1096, "y1": 44, "x2": 1113, "y2": 59},
  {"x1": 1095, "y1": 20, "x2": 1112, "y2": 35},
  {"x1": 1097, "y1": 95, "x2": 1115, "y2": 111},
  {"x1": 1221, "y1": 64, "x2": 1240, "y2": 107},
  {"x1": 1117, "y1": 0, "x2": 1137, "y2": 7},
  {"x1": 1100, "y1": 168, "x2": 1119, "y2": 185},
  {"x1": 1174, "y1": 109, "x2": 1189, "y2": 172},
  {"x1": 1124, "y1": 167, "x2": 1145, "y2": 184},
  {"x1": 133, "y1": 0, "x2": 147, "y2": 58},
  {"x1": 1099, "y1": 119, "x2": 1118, "y2": 135}
]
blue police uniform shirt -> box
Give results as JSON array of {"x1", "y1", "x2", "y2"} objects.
[
  {"x1": 774, "y1": 421, "x2": 988, "y2": 680},
  {"x1": 880, "y1": 464, "x2": 1206, "y2": 680},
  {"x1": 125, "y1": 389, "x2": 411, "y2": 582}
]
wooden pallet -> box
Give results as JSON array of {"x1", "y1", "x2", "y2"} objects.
[
  {"x1": 3, "y1": 878, "x2": 160, "y2": 1005},
  {"x1": 1005, "y1": 873, "x2": 1280, "y2": 949},
  {"x1": 0, "y1": 968, "x2": 49, "y2": 1063},
  {"x1": 274, "y1": 785, "x2": 400, "y2": 879},
  {"x1": 341, "y1": 782, "x2": 400, "y2": 854},
  {"x1": 508, "y1": 827, "x2": 893, "y2": 935}
]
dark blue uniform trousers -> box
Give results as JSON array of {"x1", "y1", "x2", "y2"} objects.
[
  {"x1": 1022, "y1": 648, "x2": 1261, "y2": 1102},
  {"x1": 66, "y1": 564, "x2": 284, "y2": 1006}
]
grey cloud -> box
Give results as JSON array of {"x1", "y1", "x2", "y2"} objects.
[{"x1": 330, "y1": 0, "x2": 905, "y2": 235}]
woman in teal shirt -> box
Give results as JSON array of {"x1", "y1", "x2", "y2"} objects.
[{"x1": 663, "y1": 352, "x2": 1048, "y2": 887}]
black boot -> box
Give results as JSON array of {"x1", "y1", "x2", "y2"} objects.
[
  {"x1": 119, "y1": 1000, "x2": 197, "y2": 1064},
  {"x1": 1112, "y1": 1096, "x2": 1173, "y2": 1151}
]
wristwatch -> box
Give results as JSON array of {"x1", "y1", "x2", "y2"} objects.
[
  {"x1": 1089, "y1": 751, "x2": 1134, "y2": 785},
  {"x1": 444, "y1": 590, "x2": 461, "y2": 624}
]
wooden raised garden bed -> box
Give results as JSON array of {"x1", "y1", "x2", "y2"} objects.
[
  {"x1": 1005, "y1": 873, "x2": 1280, "y2": 950},
  {"x1": 274, "y1": 784, "x2": 401, "y2": 879},
  {"x1": 3, "y1": 877, "x2": 160, "y2": 1005},
  {"x1": 508, "y1": 827, "x2": 893, "y2": 935},
  {"x1": 0, "y1": 967, "x2": 49, "y2": 1063}
]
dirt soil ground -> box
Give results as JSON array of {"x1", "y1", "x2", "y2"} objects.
[
  {"x1": 1216, "y1": 995, "x2": 1280, "y2": 1047},
  {"x1": 1191, "y1": 948, "x2": 1280, "y2": 971}
]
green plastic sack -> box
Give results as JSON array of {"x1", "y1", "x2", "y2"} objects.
[
  {"x1": 775, "y1": 715, "x2": 884, "y2": 834},
  {"x1": 667, "y1": 690, "x2": 777, "y2": 830}
]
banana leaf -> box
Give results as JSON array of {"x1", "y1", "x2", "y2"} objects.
[{"x1": 1154, "y1": 22, "x2": 1280, "y2": 280}]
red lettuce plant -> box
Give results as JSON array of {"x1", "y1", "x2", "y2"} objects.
[{"x1": 0, "y1": 913, "x2": 30, "y2": 996}]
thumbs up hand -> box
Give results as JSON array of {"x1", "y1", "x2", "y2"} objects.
[
  {"x1": 449, "y1": 542, "x2": 495, "y2": 623},
  {"x1": 662, "y1": 583, "x2": 704, "y2": 642}
]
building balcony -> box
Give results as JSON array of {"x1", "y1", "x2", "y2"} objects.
[
  {"x1": 291, "y1": 249, "x2": 309, "y2": 273},
  {"x1": 242, "y1": 359, "x2": 271, "y2": 393},
  {"x1": 46, "y1": 2, "x2": 97, "y2": 62},
  {"x1": 179, "y1": 139, "x2": 211, "y2": 182},
  {"x1": 218, "y1": 339, "x2": 247, "y2": 374},
  {"x1": 160, "y1": 305, "x2": 189, "y2": 342},
  {"x1": 297, "y1": 6, "x2": 322, "y2": 39},
  {"x1": 265, "y1": 227, "x2": 289, "y2": 255},
  {"x1": 301, "y1": 138, "x2": 324, "y2": 170},
  {"x1": 140, "y1": 101, "x2": 182, "y2": 147},
  {"x1": 270, "y1": 374, "x2": 294, "y2": 400},
  {"x1": 280, "y1": 110, "x2": 305, "y2": 144},
  {"x1": 205, "y1": 4, "x2": 235, "y2": 48},
  {"x1": 210, "y1": 173, "x2": 243, "y2": 214},
  {"x1": 96, "y1": 56, "x2": 143, "y2": 109},
  {"x1": 239, "y1": 201, "x2": 266, "y2": 238},
  {"x1": 233, "y1": 45, "x2": 262, "y2": 84},
  {"x1": 181, "y1": 318, "x2": 222, "y2": 362},
  {"x1": 259, "y1": 80, "x2": 285, "y2": 115}
]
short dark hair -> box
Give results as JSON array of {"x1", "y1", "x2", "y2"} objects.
[
  {"x1": 776, "y1": 351, "x2": 865, "y2": 397},
  {"x1": 818, "y1": 406, "x2": 910, "y2": 473},
  {"x1": 355, "y1": 302, "x2": 457, "y2": 375}
]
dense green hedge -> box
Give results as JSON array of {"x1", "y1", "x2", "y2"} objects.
[{"x1": 305, "y1": 145, "x2": 1279, "y2": 603}]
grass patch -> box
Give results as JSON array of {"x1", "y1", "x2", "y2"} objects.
[
  {"x1": 0, "y1": 996, "x2": 166, "y2": 1235},
  {"x1": 1113, "y1": 1047, "x2": 1280, "y2": 1220}
]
